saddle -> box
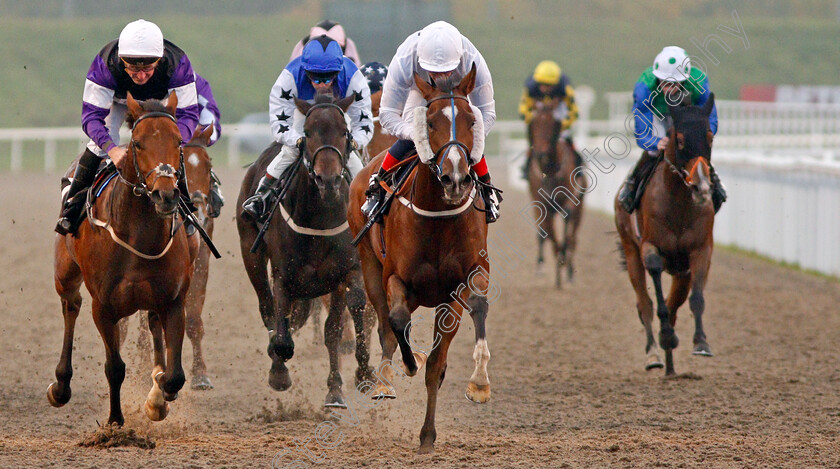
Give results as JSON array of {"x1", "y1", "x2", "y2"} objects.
[
  {"x1": 375, "y1": 150, "x2": 420, "y2": 218},
  {"x1": 60, "y1": 161, "x2": 119, "y2": 227}
]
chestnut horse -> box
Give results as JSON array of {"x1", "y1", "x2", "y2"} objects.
[
  {"x1": 362, "y1": 89, "x2": 398, "y2": 163},
  {"x1": 615, "y1": 95, "x2": 717, "y2": 376},
  {"x1": 236, "y1": 94, "x2": 374, "y2": 408},
  {"x1": 526, "y1": 99, "x2": 585, "y2": 288},
  {"x1": 348, "y1": 65, "x2": 492, "y2": 454},
  {"x1": 119, "y1": 124, "x2": 218, "y2": 390},
  {"x1": 49, "y1": 93, "x2": 198, "y2": 425}
]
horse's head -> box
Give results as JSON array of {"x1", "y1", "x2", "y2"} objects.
[
  {"x1": 412, "y1": 63, "x2": 482, "y2": 204},
  {"x1": 667, "y1": 93, "x2": 715, "y2": 206},
  {"x1": 529, "y1": 98, "x2": 562, "y2": 175},
  {"x1": 295, "y1": 94, "x2": 354, "y2": 201},
  {"x1": 125, "y1": 92, "x2": 183, "y2": 216},
  {"x1": 183, "y1": 124, "x2": 215, "y2": 220}
]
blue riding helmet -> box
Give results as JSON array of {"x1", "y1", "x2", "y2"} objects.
[{"x1": 301, "y1": 35, "x2": 343, "y2": 73}]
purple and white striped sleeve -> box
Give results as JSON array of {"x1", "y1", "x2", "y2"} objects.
[
  {"x1": 81, "y1": 55, "x2": 118, "y2": 153},
  {"x1": 168, "y1": 55, "x2": 199, "y2": 143}
]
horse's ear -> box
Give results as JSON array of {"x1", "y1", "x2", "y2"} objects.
[
  {"x1": 669, "y1": 102, "x2": 684, "y2": 126},
  {"x1": 414, "y1": 72, "x2": 434, "y2": 100},
  {"x1": 702, "y1": 93, "x2": 715, "y2": 117},
  {"x1": 163, "y1": 91, "x2": 178, "y2": 117},
  {"x1": 336, "y1": 94, "x2": 355, "y2": 113},
  {"x1": 192, "y1": 124, "x2": 213, "y2": 146},
  {"x1": 126, "y1": 92, "x2": 143, "y2": 121},
  {"x1": 455, "y1": 62, "x2": 477, "y2": 97},
  {"x1": 295, "y1": 98, "x2": 312, "y2": 115}
]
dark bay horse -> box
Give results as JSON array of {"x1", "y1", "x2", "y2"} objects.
[
  {"x1": 348, "y1": 65, "x2": 492, "y2": 454},
  {"x1": 50, "y1": 93, "x2": 198, "y2": 425},
  {"x1": 236, "y1": 94, "x2": 374, "y2": 408},
  {"x1": 119, "y1": 124, "x2": 218, "y2": 390},
  {"x1": 526, "y1": 99, "x2": 585, "y2": 288},
  {"x1": 615, "y1": 95, "x2": 717, "y2": 376}
]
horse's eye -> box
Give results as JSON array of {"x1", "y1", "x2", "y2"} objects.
[
  {"x1": 132, "y1": 140, "x2": 141, "y2": 150},
  {"x1": 304, "y1": 130, "x2": 310, "y2": 138},
  {"x1": 427, "y1": 121, "x2": 434, "y2": 130},
  {"x1": 468, "y1": 119, "x2": 475, "y2": 128},
  {"x1": 677, "y1": 134, "x2": 685, "y2": 150}
]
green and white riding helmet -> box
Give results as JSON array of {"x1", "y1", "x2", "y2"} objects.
[{"x1": 652, "y1": 46, "x2": 691, "y2": 83}]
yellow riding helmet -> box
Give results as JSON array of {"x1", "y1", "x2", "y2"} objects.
[{"x1": 533, "y1": 60, "x2": 561, "y2": 85}]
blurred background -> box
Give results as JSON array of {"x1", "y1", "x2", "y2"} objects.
[{"x1": 1, "y1": 0, "x2": 840, "y2": 274}]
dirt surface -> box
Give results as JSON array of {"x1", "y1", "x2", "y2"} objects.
[{"x1": 1, "y1": 165, "x2": 840, "y2": 468}]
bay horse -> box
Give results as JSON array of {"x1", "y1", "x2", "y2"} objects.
[
  {"x1": 236, "y1": 93, "x2": 374, "y2": 407},
  {"x1": 119, "y1": 124, "x2": 218, "y2": 390},
  {"x1": 615, "y1": 95, "x2": 716, "y2": 376},
  {"x1": 348, "y1": 65, "x2": 492, "y2": 454},
  {"x1": 526, "y1": 99, "x2": 585, "y2": 288},
  {"x1": 361, "y1": 88, "x2": 398, "y2": 163},
  {"x1": 49, "y1": 93, "x2": 198, "y2": 425}
]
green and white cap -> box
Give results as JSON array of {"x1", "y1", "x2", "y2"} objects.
[{"x1": 652, "y1": 46, "x2": 690, "y2": 82}]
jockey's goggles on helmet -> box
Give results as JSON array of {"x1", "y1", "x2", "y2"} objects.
[
  {"x1": 306, "y1": 71, "x2": 338, "y2": 85},
  {"x1": 121, "y1": 57, "x2": 160, "y2": 73}
]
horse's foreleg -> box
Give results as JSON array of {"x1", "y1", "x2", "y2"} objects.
[
  {"x1": 186, "y1": 243, "x2": 213, "y2": 390},
  {"x1": 563, "y1": 206, "x2": 584, "y2": 284},
  {"x1": 620, "y1": 238, "x2": 660, "y2": 370},
  {"x1": 92, "y1": 303, "x2": 127, "y2": 426},
  {"x1": 418, "y1": 299, "x2": 463, "y2": 454},
  {"x1": 358, "y1": 244, "x2": 396, "y2": 398},
  {"x1": 144, "y1": 311, "x2": 169, "y2": 421},
  {"x1": 159, "y1": 301, "x2": 186, "y2": 401},
  {"x1": 465, "y1": 274, "x2": 491, "y2": 404},
  {"x1": 48, "y1": 269, "x2": 83, "y2": 408},
  {"x1": 268, "y1": 284, "x2": 294, "y2": 391},
  {"x1": 239, "y1": 223, "x2": 274, "y2": 330},
  {"x1": 323, "y1": 289, "x2": 346, "y2": 408},
  {"x1": 642, "y1": 243, "x2": 678, "y2": 375},
  {"x1": 346, "y1": 271, "x2": 374, "y2": 386},
  {"x1": 386, "y1": 276, "x2": 424, "y2": 378},
  {"x1": 689, "y1": 246, "x2": 714, "y2": 357}
]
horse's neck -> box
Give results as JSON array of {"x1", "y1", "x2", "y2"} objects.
[{"x1": 106, "y1": 182, "x2": 172, "y2": 240}]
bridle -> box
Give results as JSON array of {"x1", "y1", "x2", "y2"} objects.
[
  {"x1": 425, "y1": 94, "x2": 471, "y2": 181},
  {"x1": 123, "y1": 111, "x2": 185, "y2": 201},
  {"x1": 301, "y1": 102, "x2": 353, "y2": 180},
  {"x1": 528, "y1": 108, "x2": 561, "y2": 175},
  {"x1": 662, "y1": 128, "x2": 711, "y2": 189}
]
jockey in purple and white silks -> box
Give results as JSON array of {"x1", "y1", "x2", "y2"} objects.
[
  {"x1": 241, "y1": 36, "x2": 373, "y2": 220},
  {"x1": 56, "y1": 19, "x2": 199, "y2": 236},
  {"x1": 360, "y1": 21, "x2": 501, "y2": 223}
]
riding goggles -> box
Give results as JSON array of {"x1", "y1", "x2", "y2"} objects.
[{"x1": 306, "y1": 71, "x2": 338, "y2": 85}]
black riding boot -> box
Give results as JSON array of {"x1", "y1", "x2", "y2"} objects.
[
  {"x1": 709, "y1": 165, "x2": 727, "y2": 213},
  {"x1": 479, "y1": 174, "x2": 501, "y2": 224},
  {"x1": 361, "y1": 168, "x2": 387, "y2": 220},
  {"x1": 242, "y1": 175, "x2": 278, "y2": 221},
  {"x1": 618, "y1": 152, "x2": 655, "y2": 213},
  {"x1": 207, "y1": 170, "x2": 224, "y2": 218},
  {"x1": 177, "y1": 176, "x2": 198, "y2": 235},
  {"x1": 55, "y1": 149, "x2": 101, "y2": 236}
]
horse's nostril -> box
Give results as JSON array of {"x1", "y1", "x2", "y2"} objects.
[
  {"x1": 440, "y1": 175, "x2": 452, "y2": 186},
  {"x1": 463, "y1": 174, "x2": 473, "y2": 185}
]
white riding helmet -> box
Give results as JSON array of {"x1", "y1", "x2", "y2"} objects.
[
  {"x1": 652, "y1": 46, "x2": 691, "y2": 82},
  {"x1": 118, "y1": 19, "x2": 164, "y2": 58},
  {"x1": 417, "y1": 21, "x2": 463, "y2": 73}
]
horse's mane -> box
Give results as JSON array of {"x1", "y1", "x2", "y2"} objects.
[
  {"x1": 126, "y1": 98, "x2": 171, "y2": 128},
  {"x1": 313, "y1": 93, "x2": 337, "y2": 105}
]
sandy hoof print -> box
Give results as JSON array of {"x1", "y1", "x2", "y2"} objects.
[{"x1": 465, "y1": 382, "x2": 491, "y2": 403}]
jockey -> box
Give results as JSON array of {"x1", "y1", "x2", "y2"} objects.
[
  {"x1": 617, "y1": 45, "x2": 727, "y2": 213},
  {"x1": 360, "y1": 21, "x2": 501, "y2": 223},
  {"x1": 194, "y1": 72, "x2": 225, "y2": 218},
  {"x1": 359, "y1": 61, "x2": 388, "y2": 95},
  {"x1": 55, "y1": 19, "x2": 199, "y2": 236},
  {"x1": 290, "y1": 20, "x2": 362, "y2": 67},
  {"x1": 518, "y1": 60, "x2": 579, "y2": 178},
  {"x1": 242, "y1": 36, "x2": 373, "y2": 220}
]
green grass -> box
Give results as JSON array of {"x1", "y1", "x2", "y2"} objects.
[
  {"x1": 717, "y1": 244, "x2": 840, "y2": 282},
  {"x1": 2, "y1": 8, "x2": 839, "y2": 128}
]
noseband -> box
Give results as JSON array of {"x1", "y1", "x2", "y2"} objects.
[
  {"x1": 425, "y1": 94, "x2": 471, "y2": 180},
  {"x1": 301, "y1": 103, "x2": 353, "y2": 180},
  {"x1": 125, "y1": 111, "x2": 185, "y2": 198}
]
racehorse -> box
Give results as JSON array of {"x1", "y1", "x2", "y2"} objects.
[
  {"x1": 119, "y1": 124, "x2": 218, "y2": 390},
  {"x1": 614, "y1": 95, "x2": 717, "y2": 376},
  {"x1": 348, "y1": 64, "x2": 492, "y2": 454},
  {"x1": 49, "y1": 93, "x2": 198, "y2": 425},
  {"x1": 526, "y1": 99, "x2": 585, "y2": 288},
  {"x1": 361, "y1": 88, "x2": 397, "y2": 163},
  {"x1": 236, "y1": 93, "x2": 374, "y2": 407}
]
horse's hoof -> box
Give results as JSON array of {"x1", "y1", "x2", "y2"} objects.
[
  {"x1": 692, "y1": 343, "x2": 714, "y2": 357},
  {"x1": 645, "y1": 354, "x2": 665, "y2": 370},
  {"x1": 268, "y1": 362, "x2": 292, "y2": 391},
  {"x1": 417, "y1": 443, "x2": 434, "y2": 455},
  {"x1": 371, "y1": 384, "x2": 396, "y2": 400},
  {"x1": 144, "y1": 399, "x2": 169, "y2": 421},
  {"x1": 191, "y1": 375, "x2": 214, "y2": 390},
  {"x1": 47, "y1": 382, "x2": 69, "y2": 407},
  {"x1": 324, "y1": 390, "x2": 347, "y2": 409},
  {"x1": 163, "y1": 391, "x2": 178, "y2": 402},
  {"x1": 465, "y1": 382, "x2": 491, "y2": 404},
  {"x1": 401, "y1": 351, "x2": 427, "y2": 377}
]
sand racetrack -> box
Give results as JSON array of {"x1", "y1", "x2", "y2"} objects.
[{"x1": 1, "y1": 164, "x2": 839, "y2": 468}]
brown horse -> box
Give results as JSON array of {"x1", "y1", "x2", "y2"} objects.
[
  {"x1": 362, "y1": 89, "x2": 398, "y2": 163},
  {"x1": 615, "y1": 95, "x2": 716, "y2": 376},
  {"x1": 120, "y1": 124, "x2": 218, "y2": 389},
  {"x1": 49, "y1": 93, "x2": 198, "y2": 425},
  {"x1": 348, "y1": 65, "x2": 492, "y2": 454},
  {"x1": 236, "y1": 93, "x2": 374, "y2": 407},
  {"x1": 526, "y1": 99, "x2": 585, "y2": 288}
]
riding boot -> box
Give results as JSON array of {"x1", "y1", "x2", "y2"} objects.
[
  {"x1": 478, "y1": 174, "x2": 501, "y2": 224},
  {"x1": 207, "y1": 170, "x2": 224, "y2": 218},
  {"x1": 709, "y1": 165, "x2": 727, "y2": 213},
  {"x1": 178, "y1": 176, "x2": 198, "y2": 214},
  {"x1": 55, "y1": 149, "x2": 101, "y2": 235},
  {"x1": 242, "y1": 175, "x2": 278, "y2": 221},
  {"x1": 361, "y1": 168, "x2": 387, "y2": 220},
  {"x1": 618, "y1": 151, "x2": 655, "y2": 213}
]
